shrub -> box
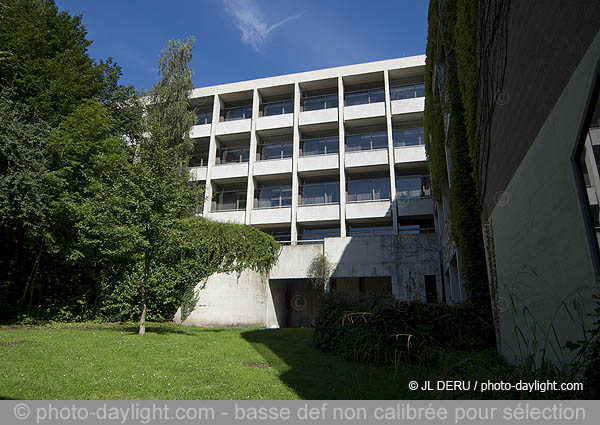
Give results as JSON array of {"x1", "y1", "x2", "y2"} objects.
[{"x1": 313, "y1": 292, "x2": 495, "y2": 365}]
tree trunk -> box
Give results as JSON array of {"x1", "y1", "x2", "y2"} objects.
[{"x1": 139, "y1": 251, "x2": 150, "y2": 336}]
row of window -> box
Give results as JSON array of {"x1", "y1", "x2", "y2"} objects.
[
  {"x1": 193, "y1": 83, "x2": 425, "y2": 125},
  {"x1": 210, "y1": 176, "x2": 431, "y2": 211},
  {"x1": 189, "y1": 128, "x2": 425, "y2": 166}
]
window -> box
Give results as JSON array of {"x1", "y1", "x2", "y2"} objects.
[
  {"x1": 390, "y1": 83, "x2": 425, "y2": 100},
  {"x1": 213, "y1": 189, "x2": 247, "y2": 211},
  {"x1": 393, "y1": 127, "x2": 424, "y2": 147},
  {"x1": 396, "y1": 175, "x2": 431, "y2": 199},
  {"x1": 299, "y1": 227, "x2": 340, "y2": 241},
  {"x1": 345, "y1": 88, "x2": 385, "y2": 106},
  {"x1": 346, "y1": 131, "x2": 388, "y2": 152},
  {"x1": 222, "y1": 105, "x2": 252, "y2": 121},
  {"x1": 301, "y1": 136, "x2": 339, "y2": 156},
  {"x1": 347, "y1": 177, "x2": 390, "y2": 202},
  {"x1": 348, "y1": 224, "x2": 393, "y2": 236},
  {"x1": 189, "y1": 143, "x2": 209, "y2": 167},
  {"x1": 302, "y1": 94, "x2": 338, "y2": 111},
  {"x1": 262, "y1": 100, "x2": 293, "y2": 116},
  {"x1": 300, "y1": 181, "x2": 340, "y2": 205},
  {"x1": 219, "y1": 146, "x2": 250, "y2": 164},
  {"x1": 258, "y1": 141, "x2": 293, "y2": 160},
  {"x1": 195, "y1": 110, "x2": 212, "y2": 125},
  {"x1": 255, "y1": 184, "x2": 292, "y2": 208}
]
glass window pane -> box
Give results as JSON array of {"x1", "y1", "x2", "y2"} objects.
[
  {"x1": 346, "y1": 91, "x2": 369, "y2": 106},
  {"x1": 371, "y1": 132, "x2": 388, "y2": 149},
  {"x1": 415, "y1": 84, "x2": 425, "y2": 97},
  {"x1": 396, "y1": 177, "x2": 422, "y2": 198},
  {"x1": 370, "y1": 89, "x2": 385, "y2": 103},
  {"x1": 281, "y1": 142, "x2": 293, "y2": 158}
]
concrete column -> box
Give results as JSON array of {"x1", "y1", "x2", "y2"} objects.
[
  {"x1": 384, "y1": 69, "x2": 399, "y2": 234},
  {"x1": 246, "y1": 88, "x2": 260, "y2": 225},
  {"x1": 291, "y1": 83, "x2": 301, "y2": 244},
  {"x1": 338, "y1": 77, "x2": 347, "y2": 237},
  {"x1": 203, "y1": 95, "x2": 222, "y2": 216}
]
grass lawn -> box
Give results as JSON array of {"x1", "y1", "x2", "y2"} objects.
[{"x1": 0, "y1": 322, "x2": 517, "y2": 399}]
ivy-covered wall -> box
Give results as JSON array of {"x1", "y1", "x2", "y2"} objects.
[{"x1": 424, "y1": 0, "x2": 490, "y2": 308}]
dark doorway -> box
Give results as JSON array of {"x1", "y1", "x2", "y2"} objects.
[
  {"x1": 425, "y1": 275, "x2": 438, "y2": 303},
  {"x1": 269, "y1": 279, "x2": 321, "y2": 328}
]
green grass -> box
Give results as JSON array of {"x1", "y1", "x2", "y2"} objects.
[{"x1": 0, "y1": 322, "x2": 517, "y2": 399}]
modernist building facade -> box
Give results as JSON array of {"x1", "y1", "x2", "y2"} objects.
[{"x1": 177, "y1": 56, "x2": 466, "y2": 328}]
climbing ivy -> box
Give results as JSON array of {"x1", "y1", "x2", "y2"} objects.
[{"x1": 425, "y1": 0, "x2": 490, "y2": 308}]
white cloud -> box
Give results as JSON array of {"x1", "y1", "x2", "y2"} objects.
[{"x1": 223, "y1": 0, "x2": 306, "y2": 52}]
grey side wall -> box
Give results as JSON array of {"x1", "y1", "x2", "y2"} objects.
[
  {"x1": 484, "y1": 31, "x2": 600, "y2": 366},
  {"x1": 481, "y1": 0, "x2": 600, "y2": 218}
]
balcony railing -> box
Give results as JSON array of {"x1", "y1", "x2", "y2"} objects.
[
  {"x1": 396, "y1": 175, "x2": 432, "y2": 199},
  {"x1": 398, "y1": 224, "x2": 435, "y2": 235},
  {"x1": 257, "y1": 141, "x2": 293, "y2": 160},
  {"x1": 345, "y1": 88, "x2": 385, "y2": 106},
  {"x1": 262, "y1": 100, "x2": 293, "y2": 116},
  {"x1": 346, "y1": 131, "x2": 388, "y2": 152},
  {"x1": 347, "y1": 178, "x2": 390, "y2": 202},
  {"x1": 221, "y1": 105, "x2": 252, "y2": 121},
  {"x1": 390, "y1": 83, "x2": 425, "y2": 100},
  {"x1": 189, "y1": 153, "x2": 209, "y2": 167},
  {"x1": 299, "y1": 182, "x2": 340, "y2": 205},
  {"x1": 195, "y1": 111, "x2": 212, "y2": 125},
  {"x1": 301, "y1": 136, "x2": 339, "y2": 156},
  {"x1": 217, "y1": 147, "x2": 250, "y2": 164},
  {"x1": 393, "y1": 127, "x2": 425, "y2": 147},
  {"x1": 254, "y1": 185, "x2": 292, "y2": 209},
  {"x1": 301, "y1": 94, "x2": 338, "y2": 111},
  {"x1": 212, "y1": 190, "x2": 247, "y2": 212}
]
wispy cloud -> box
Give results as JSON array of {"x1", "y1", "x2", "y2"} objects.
[{"x1": 223, "y1": 0, "x2": 306, "y2": 52}]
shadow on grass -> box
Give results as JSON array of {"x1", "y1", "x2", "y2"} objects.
[{"x1": 241, "y1": 328, "x2": 409, "y2": 399}]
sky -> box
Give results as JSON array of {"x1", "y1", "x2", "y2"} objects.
[{"x1": 55, "y1": 0, "x2": 429, "y2": 92}]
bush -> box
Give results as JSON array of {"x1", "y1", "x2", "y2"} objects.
[{"x1": 313, "y1": 292, "x2": 495, "y2": 365}]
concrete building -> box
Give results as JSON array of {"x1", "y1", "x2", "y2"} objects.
[{"x1": 177, "y1": 56, "x2": 459, "y2": 328}]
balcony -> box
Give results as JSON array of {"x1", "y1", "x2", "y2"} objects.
[
  {"x1": 345, "y1": 131, "x2": 389, "y2": 168},
  {"x1": 297, "y1": 204, "x2": 340, "y2": 223},
  {"x1": 256, "y1": 100, "x2": 294, "y2": 131},
  {"x1": 209, "y1": 189, "x2": 247, "y2": 224},
  {"x1": 254, "y1": 141, "x2": 293, "y2": 176},
  {"x1": 344, "y1": 88, "x2": 386, "y2": 121},
  {"x1": 299, "y1": 182, "x2": 340, "y2": 206},
  {"x1": 394, "y1": 145, "x2": 427, "y2": 164},
  {"x1": 251, "y1": 184, "x2": 292, "y2": 225},
  {"x1": 297, "y1": 136, "x2": 339, "y2": 173},
  {"x1": 299, "y1": 94, "x2": 339, "y2": 126},
  {"x1": 189, "y1": 166, "x2": 207, "y2": 181},
  {"x1": 212, "y1": 146, "x2": 250, "y2": 179},
  {"x1": 345, "y1": 178, "x2": 391, "y2": 219},
  {"x1": 396, "y1": 176, "x2": 433, "y2": 217},
  {"x1": 189, "y1": 123, "x2": 211, "y2": 139},
  {"x1": 216, "y1": 105, "x2": 252, "y2": 135},
  {"x1": 390, "y1": 84, "x2": 425, "y2": 116}
]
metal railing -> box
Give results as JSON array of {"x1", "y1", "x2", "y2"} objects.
[
  {"x1": 299, "y1": 182, "x2": 340, "y2": 205},
  {"x1": 345, "y1": 88, "x2": 385, "y2": 106},
  {"x1": 300, "y1": 136, "x2": 339, "y2": 156},
  {"x1": 261, "y1": 99, "x2": 293, "y2": 116},
  {"x1": 346, "y1": 131, "x2": 388, "y2": 152},
  {"x1": 212, "y1": 190, "x2": 247, "y2": 212},
  {"x1": 254, "y1": 186, "x2": 292, "y2": 209},
  {"x1": 195, "y1": 111, "x2": 212, "y2": 125},
  {"x1": 301, "y1": 94, "x2": 338, "y2": 111},
  {"x1": 221, "y1": 105, "x2": 252, "y2": 121},
  {"x1": 393, "y1": 127, "x2": 425, "y2": 147},
  {"x1": 347, "y1": 178, "x2": 391, "y2": 202},
  {"x1": 389, "y1": 83, "x2": 425, "y2": 101},
  {"x1": 189, "y1": 154, "x2": 209, "y2": 167},
  {"x1": 216, "y1": 147, "x2": 250, "y2": 164},
  {"x1": 257, "y1": 141, "x2": 293, "y2": 160}
]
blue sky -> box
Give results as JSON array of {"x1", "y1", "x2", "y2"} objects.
[{"x1": 55, "y1": 0, "x2": 428, "y2": 91}]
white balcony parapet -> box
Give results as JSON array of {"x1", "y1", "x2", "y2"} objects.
[
  {"x1": 256, "y1": 113, "x2": 293, "y2": 131},
  {"x1": 396, "y1": 197, "x2": 434, "y2": 217},
  {"x1": 296, "y1": 203, "x2": 340, "y2": 222},
  {"x1": 253, "y1": 158, "x2": 292, "y2": 176},
  {"x1": 346, "y1": 200, "x2": 392, "y2": 220},
  {"x1": 391, "y1": 97, "x2": 425, "y2": 115},
  {"x1": 299, "y1": 108, "x2": 339, "y2": 126},
  {"x1": 208, "y1": 210, "x2": 246, "y2": 224},
  {"x1": 394, "y1": 145, "x2": 427, "y2": 164},
  {"x1": 210, "y1": 162, "x2": 249, "y2": 180},
  {"x1": 344, "y1": 102, "x2": 385, "y2": 121},
  {"x1": 345, "y1": 149, "x2": 388, "y2": 168},
  {"x1": 297, "y1": 153, "x2": 339, "y2": 173},
  {"x1": 189, "y1": 166, "x2": 207, "y2": 181},
  {"x1": 189, "y1": 124, "x2": 211, "y2": 139},
  {"x1": 250, "y1": 207, "x2": 292, "y2": 225},
  {"x1": 216, "y1": 118, "x2": 251, "y2": 136}
]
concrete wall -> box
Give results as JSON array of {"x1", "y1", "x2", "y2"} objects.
[
  {"x1": 179, "y1": 233, "x2": 441, "y2": 328},
  {"x1": 483, "y1": 31, "x2": 600, "y2": 366}
]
